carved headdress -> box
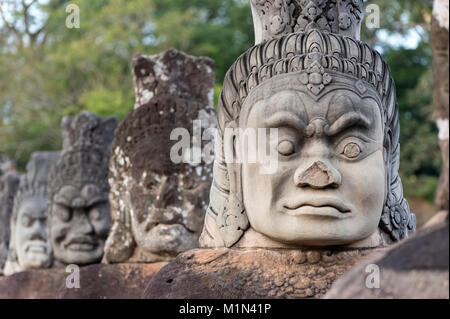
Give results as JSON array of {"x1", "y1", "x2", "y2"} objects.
[
  {"x1": 201, "y1": 0, "x2": 416, "y2": 247},
  {"x1": 48, "y1": 111, "x2": 117, "y2": 200}
]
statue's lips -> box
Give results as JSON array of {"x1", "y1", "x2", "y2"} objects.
[
  {"x1": 25, "y1": 241, "x2": 47, "y2": 254},
  {"x1": 141, "y1": 207, "x2": 197, "y2": 232},
  {"x1": 142, "y1": 222, "x2": 192, "y2": 234},
  {"x1": 135, "y1": 223, "x2": 198, "y2": 254},
  {"x1": 65, "y1": 237, "x2": 98, "y2": 251},
  {"x1": 282, "y1": 197, "x2": 352, "y2": 219}
]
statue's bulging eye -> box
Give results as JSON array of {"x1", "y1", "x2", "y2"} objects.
[
  {"x1": 343, "y1": 142, "x2": 361, "y2": 158},
  {"x1": 55, "y1": 205, "x2": 72, "y2": 222},
  {"x1": 278, "y1": 140, "x2": 295, "y2": 156},
  {"x1": 21, "y1": 215, "x2": 32, "y2": 228},
  {"x1": 88, "y1": 202, "x2": 109, "y2": 223},
  {"x1": 89, "y1": 207, "x2": 101, "y2": 221}
]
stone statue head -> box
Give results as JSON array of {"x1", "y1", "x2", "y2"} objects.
[
  {"x1": 48, "y1": 111, "x2": 117, "y2": 266},
  {"x1": 200, "y1": 0, "x2": 416, "y2": 248},
  {"x1": 104, "y1": 50, "x2": 216, "y2": 263},
  {"x1": 0, "y1": 172, "x2": 19, "y2": 273},
  {"x1": 3, "y1": 152, "x2": 58, "y2": 275}
]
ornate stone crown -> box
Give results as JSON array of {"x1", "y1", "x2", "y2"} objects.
[
  {"x1": 133, "y1": 50, "x2": 215, "y2": 110},
  {"x1": 251, "y1": 0, "x2": 363, "y2": 44},
  {"x1": 48, "y1": 111, "x2": 117, "y2": 196},
  {"x1": 13, "y1": 152, "x2": 59, "y2": 216},
  {"x1": 228, "y1": 29, "x2": 388, "y2": 106}
]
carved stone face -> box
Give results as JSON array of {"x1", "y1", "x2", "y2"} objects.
[
  {"x1": 15, "y1": 196, "x2": 51, "y2": 269},
  {"x1": 239, "y1": 84, "x2": 385, "y2": 245},
  {"x1": 129, "y1": 167, "x2": 209, "y2": 256},
  {"x1": 50, "y1": 184, "x2": 110, "y2": 265}
]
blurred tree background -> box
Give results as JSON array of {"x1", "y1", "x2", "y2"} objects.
[{"x1": 0, "y1": 0, "x2": 441, "y2": 223}]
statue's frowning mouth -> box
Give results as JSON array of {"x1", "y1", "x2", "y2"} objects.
[
  {"x1": 282, "y1": 197, "x2": 352, "y2": 219},
  {"x1": 65, "y1": 237, "x2": 98, "y2": 251},
  {"x1": 25, "y1": 241, "x2": 47, "y2": 254}
]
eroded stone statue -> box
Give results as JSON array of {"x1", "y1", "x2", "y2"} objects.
[
  {"x1": 104, "y1": 49, "x2": 216, "y2": 263},
  {"x1": 48, "y1": 111, "x2": 117, "y2": 266},
  {"x1": 0, "y1": 172, "x2": 19, "y2": 274},
  {"x1": 144, "y1": 0, "x2": 416, "y2": 299},
  {"x1": 3, "y1": 152, "x2": 58, "y2": 275}
]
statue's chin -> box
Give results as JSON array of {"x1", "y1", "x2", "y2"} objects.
[
  {"x1": 54, "y1": 247, "x2": 103, "y2": 265},
  {"x1": 235, "y1": 227, "x2": 385, "y2": 249},
  {"x1": 134, "y1": 223, "x2": 199, "y2": 255},
  {"x1": 21, "y1": 257, "x2": 50, "y2": 269}
]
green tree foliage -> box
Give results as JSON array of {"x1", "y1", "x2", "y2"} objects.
[
  {"x1": 384, "y1": 43, "x2": 440, "y2": 201},
  {"x1": 0, "y1": 0, "x2": 253, "y2": 169},
  {"x1": 0, "y1": 0, "x2": 441, "y2": 204}
]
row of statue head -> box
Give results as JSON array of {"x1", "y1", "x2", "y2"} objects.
[
  {"x1": 1, "y1": 112, "x2": 117, "y2": 275},
  {"x1": 1, "y1": 49, "x2": 217, "y2": 274},
  {"x1": 1, "y1": 0, "x2": 418, "y2": 274}
]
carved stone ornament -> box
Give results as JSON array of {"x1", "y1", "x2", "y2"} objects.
[
  {"x1": 251, "y1": 0, "x2": 363, "y2": 44},
  {"x1": 48, "y1": 111, "x2": 117, "y2": 266},
  {"x1": 3, "y1": 152, "x2": 58, "y2": 275},
  {"x1": 103, "y1": 49, "x2": 216, "y2": 263},
  {"x1": 200, "y1": 0, "x2": 416, "y2": 249}
]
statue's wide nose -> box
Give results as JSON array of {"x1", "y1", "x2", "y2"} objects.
[
  {"x1": 295, "y1": 160, "x2": 342, "y2": 189},
  {"x1": 154, "y1": 176, "x2": 178, "y2": 208}
]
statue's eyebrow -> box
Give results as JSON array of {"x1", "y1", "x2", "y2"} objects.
[
  {"x1": 86, "y1": 196, "x2": 108, "y2": 207},
  {"x1": 326, "y1": 112, "x2": 371, "y2": 136},
  {"x1": 54, "y1": 194, "x2": 71, "y2": 206},
  {"x1": 264, "y1": 111, "x2": 308, "y2": 135},
  {"x1": 20, "y1": 211, "x2": 33, "y2": 217}
]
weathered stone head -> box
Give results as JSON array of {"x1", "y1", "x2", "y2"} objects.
[
  {"x1": 0, "y1": 172, "x2": 19, "y2": 273},
  {"x1": 104, "y1": 50, "x2": 216, "y2": 263},
  {"x1": 3, "y1": 152, "x2": 58, "y2": 275},
  {"x1": 200, "y1": 0, "x2": 416, "y2": 248},
  {"x1": 48, "y1": 111, "x2": 117, "y2": 266}
]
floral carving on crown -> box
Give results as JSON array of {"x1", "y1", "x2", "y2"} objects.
[
  {"x1": 251, "y1": 0, "x2": 363, "y2": 43},
  {"x1": 299, "y1": 52, "x2": 332, "y2": 95}
]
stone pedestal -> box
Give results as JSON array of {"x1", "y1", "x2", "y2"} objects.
[
  {"x1": 0, "y1": 263, "x2": 165, "y2": 299},
  {"x1": 143, "y1": 247, "x2": 381, "y2": 299},
  {"x1": 324, "y1": 221, "x2": 449, "y2": 299}
]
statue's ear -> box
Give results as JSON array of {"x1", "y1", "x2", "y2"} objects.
[
  {"x1": 217, "y1": 121, "x2": 249, "y2": 247},
  {"x1": 199, "y1": 121, "x2": 249, "y2": 248},
  {"x1": 103, "y1": 155, "x2": 136, "y2": 264},
  {"x1": 199, "y1": 213, "x2": 226, "y2": 248},
  {"x1": 103, "y1": 220, "x2": 135, "y2": 264},
  {"x1": 7, "y1": 214, "x2": 17, "y2": 262}
]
